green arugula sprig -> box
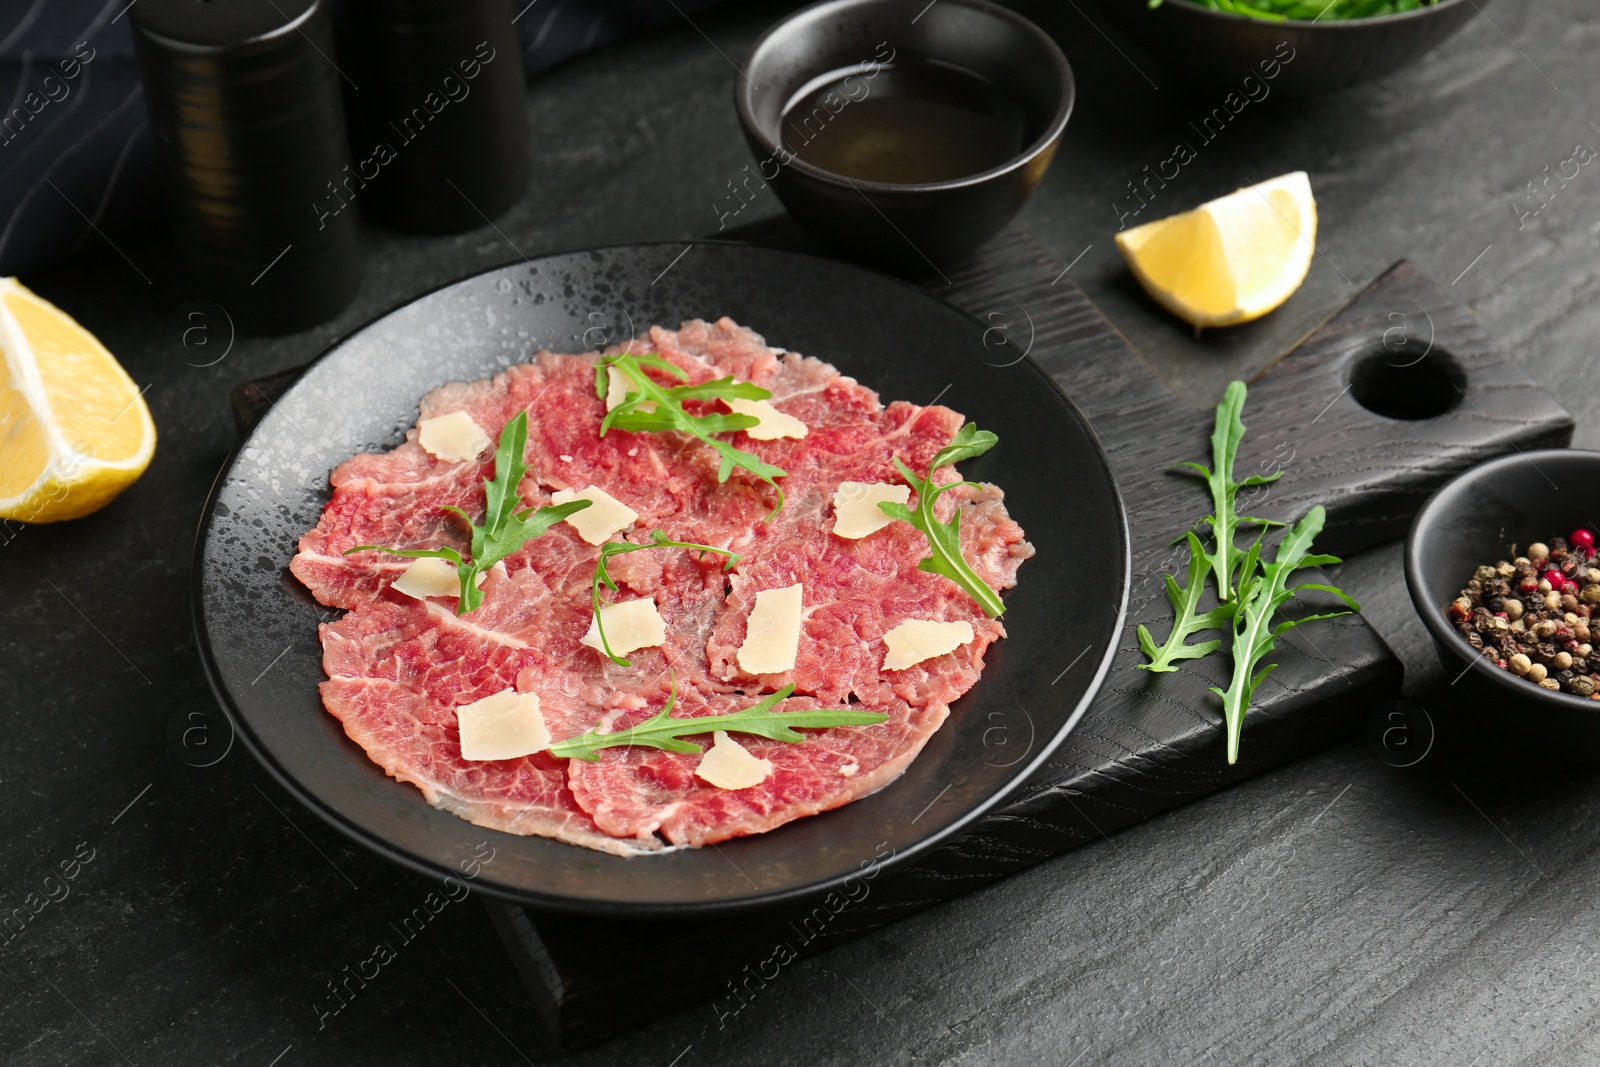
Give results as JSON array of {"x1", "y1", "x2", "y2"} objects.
[
  {"x1": 1211, "y1": 506, "x2": 1358, "y2": 764},
  {"x1": 597, "y1": 352, "x2": 787, "y2": 518},
  {"x1": 548, "y1": 677, "x2": 888, "y2": 761},
  {"x1": 1173, "y1": 380, "x2": 1284, "y2": 603},
  {"x1": 879, "y1": 423, "x2": 1007, "y2": 618},
  {"x1": 346, "y1": 411, "x2": 590, "y2": 614},
  {"x1": 591, "y1": 530, "x2": 741, "y2": 666},
  {"x1": 1148, "y1": 0, "x2": 1436, "y2": 21},
  {"x1": 1136, "y1": 531, "x2": 1235, "y2": 671},
  {"x1": 1136, "y1": 382, "x2": 1359, "y2": 764}
]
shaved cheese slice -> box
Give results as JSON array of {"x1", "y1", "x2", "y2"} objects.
[
  {"x1": 738, "y1": 583, "x2": 803, "y2": 674},
  {"x1": 695, "y1": 730, "x2": 773, "y2": 789},
  {"x1": 604, "y1": 366, "x2": 628, "y2": 412},
  {"x1": 418, "y1": 410, "x2": 491, "y2": 462},
  {"x1": 456, "y1": 689, "x2": 549, "y2": 761},
  {"x1": 831, "y1": 481, "x2": 911, "y2": 539},
  {"x1": 605, "y1": 365, "x2": 655, "y2": 414},
  {"x1": 726, "y1": 397, "x2": 807, "y2": 440},
  {"x1": 551, "y1": 485, "x2": 639, "y2": 545},
  {"x1": 882, "y1": 619, "x2": 976, "y2": 670},
  {"x1": 580, "y1": 598, "x2": 666, "y2": 657},
  {"x1": 390, "y1": 557, "x2": 485, "y2": 599}
]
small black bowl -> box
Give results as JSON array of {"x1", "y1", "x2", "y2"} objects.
[
  {"x1": 734, "y1": 0, "x2": 1073, "y2": 272},
  {"x1": 1405, "y1": 449, "x2": 1600, "y2": 762},
  {"x1": 1093, "y1": 0, "x2": 1480, "y2": 98}
]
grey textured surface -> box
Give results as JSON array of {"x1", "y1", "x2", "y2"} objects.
[{"x1": 3, "y1": 0, "x2": 1598, "y2": 1063}]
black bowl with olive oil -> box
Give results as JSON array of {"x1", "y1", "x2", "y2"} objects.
[
  {"x1": 1406, "y1": 449, "x2": 1600, "y2": 763},
  {"x1": 735, "y1": 0, "x2": 1073, "y2": 273}
]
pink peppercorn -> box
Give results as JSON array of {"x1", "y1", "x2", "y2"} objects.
[{"x1": 1573, "y1": 529, "x2": 1596, "y2": 552}]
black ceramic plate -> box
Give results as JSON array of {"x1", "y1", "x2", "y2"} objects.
[{"x1": 193, "y1": 242, "x2": 1128, "y2": 916}]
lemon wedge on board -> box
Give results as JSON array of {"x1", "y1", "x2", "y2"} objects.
[
  {"x1": 0, "y1": 278, "x2": 155, "y2": 523},
  {"x1": 1115, "y1": 171, "x2": 1317, "y2": 329}
]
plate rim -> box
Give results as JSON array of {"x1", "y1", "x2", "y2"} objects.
[{"x1": 191, "y1": 238, "x2": 1130, "y2": 917}]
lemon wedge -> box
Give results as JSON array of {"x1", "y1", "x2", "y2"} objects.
[
  {"x1": 0, "y1": 278, "x2": 155, "y2": 523},
  {"x1": 1115, "y1": 172, "x2": 1317, "y2": 329}
]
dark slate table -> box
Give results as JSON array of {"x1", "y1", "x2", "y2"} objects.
[{"x1": 4, "y1": 1, "x2": 1597, "y2": 1063}]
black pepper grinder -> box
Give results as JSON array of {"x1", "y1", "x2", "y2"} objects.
[
  {"x1": 332, "y1": 0, "x2": 530, "y2": 234},
  {"x1": 131, "y1": 0, "x2": 362, "y2": 334}
]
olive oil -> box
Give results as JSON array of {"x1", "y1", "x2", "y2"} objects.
[{"x1": 781, "y1": 61, "x2": 1029, "y2": 185}]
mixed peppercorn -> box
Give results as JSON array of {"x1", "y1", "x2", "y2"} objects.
[{"x1": 1447, "y1": 529, "x2": 1600, "y2": 697}]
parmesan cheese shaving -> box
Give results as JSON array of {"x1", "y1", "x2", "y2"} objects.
[
  {"x1": 604, "y1": 366, "x2": 628, "y2": 412},
  {"x1": 551, "y1": 485, "x2": 639, "y2": 545},
  {"x1": 605, "y1": 365, "x2": 655, "y2": 414},
  {"x1": 882, "y1": 619, "x2": 976, "y2": 670},
  {"x1": 831, "y1": 481, "x2": 911, "y2": 539},
  {"x1": 726, "y1": 397, "x2": 807, "y2": 440},
  {"x1": 418, "y1": 410, "x2": 491, "y2": 462},
  {"x1": 456, "y1": 689, "x2": 549, "y2": 761},
  {"x1": 391, "y1": 557, "x2": 486, "y2": 599},
  {"x1": 737, "y1": 583, "x2": 803, "y2": 674},
  {"x1": 580, "y1": 598, "x2": 666, "y2": 657},
  {"x1": 695, "y1": 730, "x2": 773, "y2": 789}
]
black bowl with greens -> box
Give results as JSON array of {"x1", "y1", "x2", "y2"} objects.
[{"x1": 1092, "y1": 0, "x2": 1478, "y2": 97}]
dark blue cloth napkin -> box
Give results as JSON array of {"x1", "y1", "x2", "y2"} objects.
[{"x1": 0, "y1": 0, "x2": 724, "y2": 277}]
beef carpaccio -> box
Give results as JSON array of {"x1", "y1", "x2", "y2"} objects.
[{"x1": 290, "y1": 318, "x2": 1033, "y2": 854}]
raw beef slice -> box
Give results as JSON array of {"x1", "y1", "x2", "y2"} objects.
[{"x1": 290, "y1": 317, "x2": 1032, "y2": 852}]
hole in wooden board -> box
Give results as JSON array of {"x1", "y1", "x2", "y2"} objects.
[{"x1": 1348, "y1": 343, "x2": 1466, "y2": 421}]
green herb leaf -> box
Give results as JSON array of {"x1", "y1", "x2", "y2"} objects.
[
  {"x1": 1208, "y1": 505, "x2": 1360, "y2": 764},
  {"x1": 590, "y1": 530, "x2": 741, "y2": 666},
  {"x1": 1136, "y1": 531, "x2": 1237, "y2": 671},
  {"x1": 548, "y1": 678, "x2": 888, "y2": 762},
  {"x1": 598, "y1": 352, "x2": 787, "y2": 518},
  {"x1": 930, "y1": 423, "x2": 1000, "y2": 470},
  {"x1": 1172, "y1": 380, "x2": 1284, "y2": 602},
  {"x1": 346, "y1": 411, "x2": 592, "y2": 614},
  {"x1": 877, "y1": 423, "x2": 1006, "y2": 617}
]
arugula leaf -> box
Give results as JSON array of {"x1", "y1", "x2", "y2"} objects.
[
  {"x1": 1136, "y1": 531, "x2": 1237, "y2": 671},
  {"x1": 878, "y1": 423, "x2": 1007, "y2": 617},
  {"x1": 1209, "y1": 505, "x2": 1358, "y2": 764},
  {"x1": 1172, "y1": 380, "x2": 1284, "y2": 602},
  {"x1": 590, "y1": 530, "x2": 741, "y2": 666},
  {"x1": 598, "y1": 352, "x2": 787, "y2": 518},
  {"x1": 346, "y1": 411, "x2": 591, "y2": 614},
  {"x1": 548, "y1": 678, "x2": 888, "y2": 762}
]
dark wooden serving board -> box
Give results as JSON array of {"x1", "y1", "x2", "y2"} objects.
[{"x1": 230, "y1": 222, "x2": 1573, "y2": 1049}]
